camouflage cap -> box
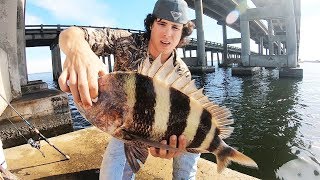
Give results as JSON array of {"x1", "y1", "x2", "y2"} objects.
[{"x1": 153, "y1": 0, "x2": 189, "y2": 24}]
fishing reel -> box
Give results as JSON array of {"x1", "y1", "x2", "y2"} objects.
[{"x1": 28, "y1": 138, "x2": 45, "y2": 157}]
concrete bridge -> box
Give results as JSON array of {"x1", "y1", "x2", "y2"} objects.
[
  {"x1": 1, "y1": 0, "x2": 302, "y2": 100},
  {"x1": 186, "y1": 0, "x2": 301, "y2": 74},
  {"x1": 0, "y1": 0, "x2": 302, "y2": 156},
  {"x1": 25, "y1": 24, "x2": 248, "y2": 79}
]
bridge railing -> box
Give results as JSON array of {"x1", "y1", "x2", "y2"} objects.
[
  {"x1": 25, "y1": 24, "x2": 243, "y2": 53},
  {"x1": 25, "y1": 24, "x2": 144, "y2": 34}
]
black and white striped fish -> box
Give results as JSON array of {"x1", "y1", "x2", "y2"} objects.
[{"x1": 78, "y1": 54, "x2": 258, "y2": 173}]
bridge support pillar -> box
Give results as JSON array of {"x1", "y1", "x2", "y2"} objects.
[
  {"x1": 194, "y1": 0, "x2": 206, "y2": 68},
  {"x1": 240, "y1": 0, "x2": 250, "y2": 66},
  {"x1": 0, "y1": 0, "x2": 22, "y2": 98},
  {"x1": 259, "y1": 37, "x2": 264, "y2": 55},
  {"x1": 286, "y1": 0, "x2": 298, "y2": 67},
  {"x1": 50, "y1": 43, "x2": 62, "y2": 81},
  {"x1": 17, "y1": 0, "x2": 28, "y2": 86},
  {"x1": 279, "y1": 67, "x2": 303, "y2": 78},
  {"x1": 222, "y1": 23, "x2": 228, "y2": 66},
  {"x1": 268, "y1": 20, "x2": 274, "y2": 55}
]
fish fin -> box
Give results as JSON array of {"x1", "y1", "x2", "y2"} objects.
[
  {"x1": 189, "y1": 88, "x2": 204, "y2": 99},
  {"x1": 218, "y1": 127, "x2": 234, "y2": 139},
  {"x1": 181, "y1": 79, "x2": 198, "y2": 95},
  {"x1": 147, "y1": 54, "x2": 163, "y2": 78},
  {"x1": 121, "y1": 129, "x2": 185, "y2": 153},
  {"x1": 124, "y1": 143, "x2": 149, "y2": 173},
  {"x1": 198, "y1": 95, "x2": 210, "y2": 104},
  {"x1": 216, "y1": 145, "x2": 258, "y2": 173},
  {"x1": 207, "y1": 105, "x2": 234, "y2": 139},
  {"x1": 154, "y1": 55, "x2": 174, "y2": 81},
  {"x1": 164, "y1": 65, "x2": 181, "y2": 85},
  {"x1": 171, "y1": 71, "x2": 190, "y2": 90},
  {"x1": 138, "y1": 56, "x2": 151, "y2": 75}
]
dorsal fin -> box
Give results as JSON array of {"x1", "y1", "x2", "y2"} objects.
[
  {"x1": 147, "y1": 54, "x2": 163, "y2": 78},
  {"x1": 164, "y1": 66, "x2": 180, "y2": 86},
  {"x1": 137, "y1": 54, "x2": 234, "y2": 139},
  {"x1": 181, "y1": 79, "x2": 198, "y2": 95},
  {"x1": 154, "y1": 56, "x2": 174, "y2": 81},
  {"x1": 171, "y1": 71, "x2": 190, "y2": 90},
  {"x1": 189, "y1": 88, "x2": 204, "y2": 100},
  {"x1": 138, "y1": 57, "x2": 151, "y2": 76}
]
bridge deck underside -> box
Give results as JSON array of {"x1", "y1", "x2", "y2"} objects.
[
  {"x1": 185, "y1": 0, "x2": 300, "y2": 46},
  {"x1": 185, "y1": 0, "x2": 268, "y2": 43}
]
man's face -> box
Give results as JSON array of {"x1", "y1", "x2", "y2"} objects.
[{"x1": 149, "y1": 18, "x2": 183, "y2": 58}]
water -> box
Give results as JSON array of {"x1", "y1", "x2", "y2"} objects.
[
  {"x1": 28, "y1": 73, "x2": 92, "y2": 130},
  {"x1": 28, "y1": 62, "x2": 320, "y2": 179}
]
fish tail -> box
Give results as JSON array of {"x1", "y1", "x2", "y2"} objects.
[{"x1": 216, "y1": 142, "x2": 258, "y2": 173}]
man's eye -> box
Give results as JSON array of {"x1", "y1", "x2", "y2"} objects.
[{"x1": 173, "y1": 26, "x2": 180, "y2": 30}]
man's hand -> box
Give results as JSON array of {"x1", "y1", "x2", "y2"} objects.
[
  {"x1": 58, "y1": 27, "x2": 108, "y2": 108},
  {"x1": 149, "y1": 135, "x2": 187, "y2": 159}
]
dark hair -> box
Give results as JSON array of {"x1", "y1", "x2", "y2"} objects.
[{"x1": 144, "y1": 13, "x2": 195, "y2": 48}]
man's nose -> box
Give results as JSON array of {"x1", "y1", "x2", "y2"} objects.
[{"x1": 163, "y1": 27, "x2": 173, "y2": 37}]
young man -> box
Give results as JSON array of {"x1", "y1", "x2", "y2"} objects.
[{"x1": 58, "y1": 0, "x2": 200, "y2": 179}]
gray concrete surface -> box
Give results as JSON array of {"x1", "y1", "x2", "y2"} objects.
[{"x1": 4, "y1": 127, "x2": 259, "y2": 180}]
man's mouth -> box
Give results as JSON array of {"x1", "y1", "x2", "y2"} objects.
[{"x1": 160, "y1": 40, "x2": 170, "y2": 45}]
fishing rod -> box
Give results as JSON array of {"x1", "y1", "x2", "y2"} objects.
[{"x1": 0, "y1": 93, "x2": 70, "y2": 160}]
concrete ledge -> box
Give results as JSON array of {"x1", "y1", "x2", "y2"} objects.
[
  {"x1": 0, "y1": 89, "x2": 73, "y2": 148},
  {"x1": 189, "y1": 66, "x2": 215, "y2": 73},
  {"x1": 21, "y1": 80, "x2": 48, "y2": 95},
  {"x1": 232, "y1": 67, "x2": 261, "y2": 76},
  {"x1": 279, "y1": 68, "x2": 303, "y2": 78},
  {"x1": 4, "y1": 127, "x2": 259, "y2": 179}
]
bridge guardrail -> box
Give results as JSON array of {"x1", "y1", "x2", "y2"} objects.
[{"x1": 25, "y1": 24, "x2": 248, "y2": 53}]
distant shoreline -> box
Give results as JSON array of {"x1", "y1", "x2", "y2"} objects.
[{"x1": 301, "y1": 60, "x2": 320, "y2": 63}]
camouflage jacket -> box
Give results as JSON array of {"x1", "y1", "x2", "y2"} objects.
[{"x1": 81, "y1": 27, "x2": 191, "y2": 78}]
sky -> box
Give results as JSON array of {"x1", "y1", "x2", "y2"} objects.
[{"x1": 25, "y1": 0, "x2": 320, "y2": 74}]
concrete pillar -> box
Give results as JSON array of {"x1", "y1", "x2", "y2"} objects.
[
  {"x1": 51, "y1": 43, "x2": 62, "y2": 81},
  {"x1": 217, "y1": 52, "x2": 220, "y2": 65},
  {"x1": 286, "y1": 0, "x2": 297, "y2": 67},
  {"x1": 259, "y1": 37, "x2": 264, "y2": 55},
  {"x1": 268, "y1": 20, "x2": 274, "y2": 55},
  {"x1": 102, "y1": 56, "x2": 106, "y2": 64},
  {"x1": 240, "y1": 0, "x2": 250, "y2": 66},
  {"x1": 0, "y1": 0, "x2": 21, "y2": 98},
  {"x1": 182, "y1": 48, "x2": 186, "y2": 58},
  {"x1": 277, "y1": 41, "x2": 281, "y2": 55},
  {"x1": 222, "y1": 23, "x2": 228, "y2": 65},
  {"x1": 211, "y1": 52, "x2": 214, "y2": 66},
  {"x1": 17, "y1": 0, "x2": 27, "y2": 85},
  {"x1": 194, "y1": 0, "x2": 206, "y2": 66}
]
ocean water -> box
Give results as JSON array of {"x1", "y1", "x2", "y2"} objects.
[{"x1": 28, "y1": 62, "x2": 320, "y2": 179}]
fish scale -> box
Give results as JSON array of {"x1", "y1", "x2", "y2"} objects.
[{"x1": 77, "y1": 54, "x2": 258, "y2": 173}]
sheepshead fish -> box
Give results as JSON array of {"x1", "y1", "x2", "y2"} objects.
[{"x1": 77, "y1": 54, "x2": 258, "y2": 173}]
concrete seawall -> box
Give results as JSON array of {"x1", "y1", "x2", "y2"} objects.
[
  {"x1": 4, "y1": 127, "x2": 259, "y2": 179},
  {"x1": 0, "y1": 89, "x2": 73, "y2": 148}
]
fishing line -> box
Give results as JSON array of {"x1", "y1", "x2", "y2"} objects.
[
  {"x1": 0, "y1": 93, "x2": 70, "y2": 160},
  {"x1": 3, "y1": 113, "x2": 45, "y2": 157}
]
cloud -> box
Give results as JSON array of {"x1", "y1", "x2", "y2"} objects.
[
  {"x1": 299, "y1": 0, "x2": 320, "y2": 60},
  {"x1": 28, "y1": 0, "x2": 115, "y2": 26},
  {"x1": 299, "y1": 16, "x2": 318, "y2": 61},
  {"x1": 26, "y1": 47, "x2": 52, "y2": 74},
  {"x1": 25, "y1": 13, "x2": 43, "y2": 25}
]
